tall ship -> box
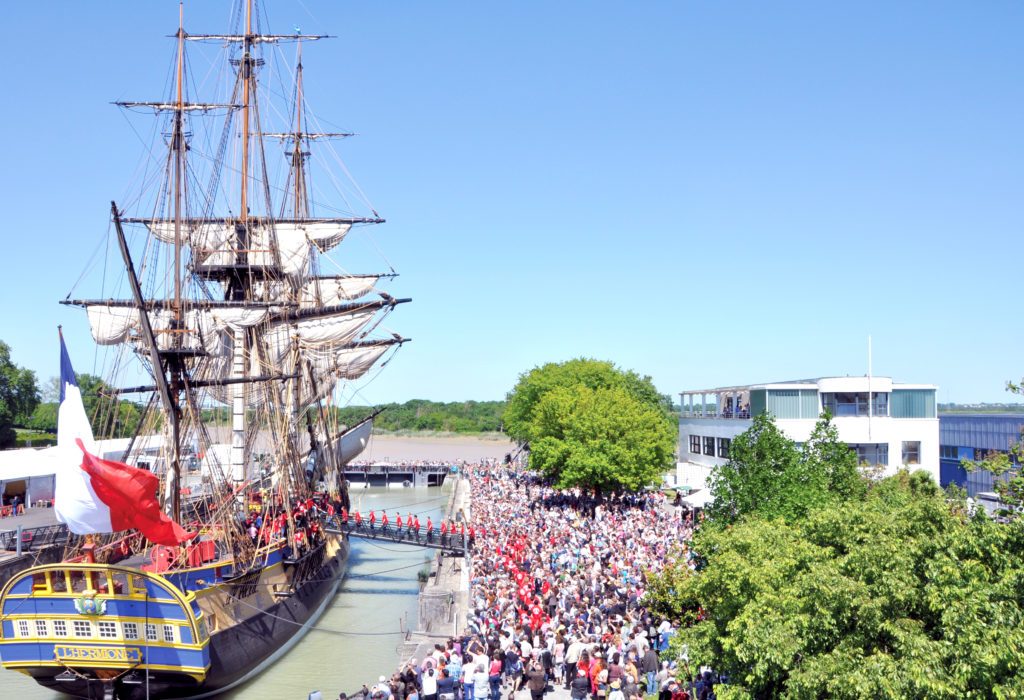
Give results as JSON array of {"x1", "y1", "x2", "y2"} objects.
[{"x1": 0, "y1": 1, "x2": 407, "y2": 698}]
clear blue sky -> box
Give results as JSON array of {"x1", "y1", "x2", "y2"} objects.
[{"x1": 1, "y1": 1, "x2": 1021, "y2": 406}]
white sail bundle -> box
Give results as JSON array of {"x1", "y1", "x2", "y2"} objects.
[
  {"x1": 86, "y1": 306, "x2": 141, "y2": 345},
  {"x1": 144, "y1": 221, "x2": 234, "y2": 266},
  {"x1": 306, "y1": 344, "x2": 390, "y2": 381},
  {"x1": 143, "y1": 220, "x2": 351, "y2": 279},
  {"x1": 302, "y1": 276, "x2": 379, "y2": 306},
  {"x1": 333, "y1": 418, "x2": 374, "y2": 466},
  {"x1": 88, "y1": 305, "x2": 270, "y2": 356},
  {"x1": 209, "y1": 307, "x2": 270, "y2": 329},
  {"x1": 261, "y1": 308, "x2": 378, "y2": 366},
  {"x1": 256, "y1": 275, "x2": 380, "y2": 308}
]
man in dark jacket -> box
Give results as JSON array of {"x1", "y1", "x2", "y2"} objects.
[
  {"x1": 641, "y1": 648, "x2": 659, "y2": 696},
  {"x1": 526, "y1": 661, "x2": 547, "y2": 700},
  {"x1": 570, "y1": 669, "x2": 591, "y2": 700}
]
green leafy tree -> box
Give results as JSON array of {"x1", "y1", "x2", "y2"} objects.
[
  {"x1": 504, "y1": 358, "x2": 669, "y2": 444},
  {"x1": 27, "y1": 402, "x2": 58, "y2": 432},
  {"x1": 0, "y1": 340, "x2": 40, "y2": 447},
  {"x1": 529, "y1": 384, "x2": 675, "y2": 492},
  {"x1": 707, "y1": 413, "x2": 861, "y2": 525},
  {"x1": 648, "y1": 472, "x2": 1024, "y2": 699},
  {"x1": 801, "y1": 412, "x2": 866, "y2": 501}
]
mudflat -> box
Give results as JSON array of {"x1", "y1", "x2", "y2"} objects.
[{"x1": 357, "y1": 433, "x2": 513, "y2": 463}]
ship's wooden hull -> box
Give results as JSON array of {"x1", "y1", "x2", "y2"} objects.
[{"x1": 4, "y1": 536, "x2": 348, "y2": 699}]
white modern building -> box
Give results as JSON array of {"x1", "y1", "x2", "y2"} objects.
[{"x1": 677, "y1": 376, "x2": 939, "y2": 489}]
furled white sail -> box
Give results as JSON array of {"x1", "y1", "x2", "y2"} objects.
[
  {"x1": 86, "y1": 306, "x2": 140, "y2": 345},
  {"x1": 261, "y1": 309, "x2": 378, "y2": 366},
  {"x1": 284, "y1": 222, "x2": 352, "y2": 252},
  {"x1": 141, "y1": 310, "x2": 229, "y2": 355},
  {"x1": 304, "y1": 276, "x2": 379, "y2": 306},
  {"x1": 255, "y1": 275, "x2": 379, "y2": 307},
  {"x1": 144, "y1": 221, "x2": 350, "y2": 278},
  {"x1": 334, "y1": 345, "x2": 389, "y2": 380},
  {"x1": 307, "y1": 345, "x2": 390, "y2": 381},
  {"x1": 210, "y1": 308, "x2": 269, "y2": 329},
  {"x1": 248, "y1": 225, "x2": 311, "y2": 276},
  {"x1": 144, "y1": 222, "x2": 234, "y2": 266},
  {"x1": 334, "y1": 419, "x2": 373, "y2": 466}
]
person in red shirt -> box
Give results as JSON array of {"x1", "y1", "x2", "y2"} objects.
[
  {"x1": 413, "y1": 516, "x2": 421, "y2": 534},
  {"x1": 368, "y1": 510, "x2": 376, "y2": 529},
  {"x1": 382, "y1": 511, "x2": 390, "y2": 531},
  {"x1": 353, "y1": 510, "x2": 362, "y2": 527},
  {"x1": 425, "y1": 517, "x2": 432, "y2": 541}
]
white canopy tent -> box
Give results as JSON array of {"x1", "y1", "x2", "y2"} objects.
[
  {"x1": 681, "y1": 488, "x2": 715, "y2": 511},
  {"x1": 0, "y1": 437, "x2": 165, "y2": 508},
  {"x1": 0, "y1": 447, "x2": 59, "y2": 507}
]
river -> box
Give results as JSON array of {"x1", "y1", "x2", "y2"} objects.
[{"x1": 2, "y1": 484, "x2": 451, "y2": 700}]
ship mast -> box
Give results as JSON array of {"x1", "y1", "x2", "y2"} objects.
[
  {"x1": 292, "y1": 40, "x2": 306, "y2": 218},
  {"x1": 240, "y1": 0, "x2": 252, "y2": 229},
  {"x1": 173, "y1": 1, "x2": 185, "y2": 326},
  {"x1": 229, "y1": 0, "x2": 255, "y2": 488},
  {"x1": 166, "y1": 1, "x2": 188, "y2": 522}
]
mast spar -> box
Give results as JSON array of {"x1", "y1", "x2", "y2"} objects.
[
  {"x1": 167, "y1": 0, "x2": 187, "y2": 521},
  {"x1": 229, "y1": 0, "x2": 255, "y2": 487}
]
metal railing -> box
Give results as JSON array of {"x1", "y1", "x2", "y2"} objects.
[{"x1": 0, "y1": 524, "x2": 71, "y2": 553}]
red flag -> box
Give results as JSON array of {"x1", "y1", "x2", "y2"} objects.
[{"x1": 76, "y1": 439, "x2": 194, "y2": 546}]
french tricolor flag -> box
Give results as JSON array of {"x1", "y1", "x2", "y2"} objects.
[{"x1": 54, "y1": 332, "x2": 192, "y2": 546}]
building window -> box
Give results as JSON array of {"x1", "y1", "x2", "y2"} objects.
[
  {"x1": 53, "y1": 620, "x2": 68, "y2": 637},
  {"x1": 73, "y1": 620, "x2": 93, "y2": 638},
  {"x1": 35, "y1": 620, "x2": 47, "y2": 637},
  {"x1": 98, "y1": 621, "x2": 118, "y2": 639},
  {"x1": 850, "y1": 443, "x2": 888, "y2": 467},
  {"x1": 17, "y1": 620, "x2": 29, "y2": 638},
  {"x1": 689, "y1": 435, "x2": 701, "y2": 454},
  {"x1": 123, "y1": 622, "x2": 139, "y2": 640},
  {"x1": 703, "y1": 436, "x2": 715, "y2": 456},
  {"x1": 940, "y1": 445, "x2": 957, "y2": 460},
  {"x1": 163, "y1": 625, "x2": 176, "y2": 643},
  {"x1": 821, "y1": 392, "x2": 889, "y2": 417},
  {"x1": 145, "y1": 623, "x2": 158, "y2": 642},
  {"x1": 902, "y1": 441, "x2": 921, "y2": 465},
  {"x1": 717, "y1": 438, "x2": 730, "y2": 459}
]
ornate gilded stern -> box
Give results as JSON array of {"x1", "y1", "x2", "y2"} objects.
[{"x1": 0, "y1": 562, "x2": 211, "y2": 684}]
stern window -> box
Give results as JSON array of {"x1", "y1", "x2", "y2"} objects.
[
  {"x1": 51, "y1": 572, "x2": 68, "y2": 593},
  {"x1": 32, "y1": 573, "x2": 50, "y2": 593},
  {"x1": 145, "y1": 624, "x2": 158, "y2": 642},
  {"x1": 35, "y1": 620, "x2": 47, "y2": 637},
  {"x1": 53, "y1": 620, "x2": 68, "y2": 637},
  {"x1": 73, "y1": 620, "x2": 92, "y2": 638},
  {"x1": 129, "y1": 575, "x2": 149, "y2": 597},
  {"x1": 163, "y1": 624, "x2": 176, "y2": 643},
  {"x1": 98, "y1": 621, "x2": 118, "y2": 639},
  {"x1": 17, "y1": 620, "x2": 29, "y2": 638},
  {"x1": 123, "y1": 622, "x2": 140, "y2": 640}
]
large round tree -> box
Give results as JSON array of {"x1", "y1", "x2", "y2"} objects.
[{"x1": 505, "y1": 358, "x2": 675, "y2": 492}]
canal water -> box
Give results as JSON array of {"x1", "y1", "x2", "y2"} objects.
[{"x1": 2, "y1": 484, "x2": 450, "y2": 699}]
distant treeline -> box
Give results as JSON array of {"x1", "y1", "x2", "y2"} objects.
[
  {"x1": 333, "y1": 399, "x2": 506, "y2": 434},
  {"x1": 939, "y1": 403, "x2": 1024, "y2": 414}
]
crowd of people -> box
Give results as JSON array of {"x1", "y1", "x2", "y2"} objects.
[{"x1": 342, "y1": 461, "x2": 719, "y2": 700}]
